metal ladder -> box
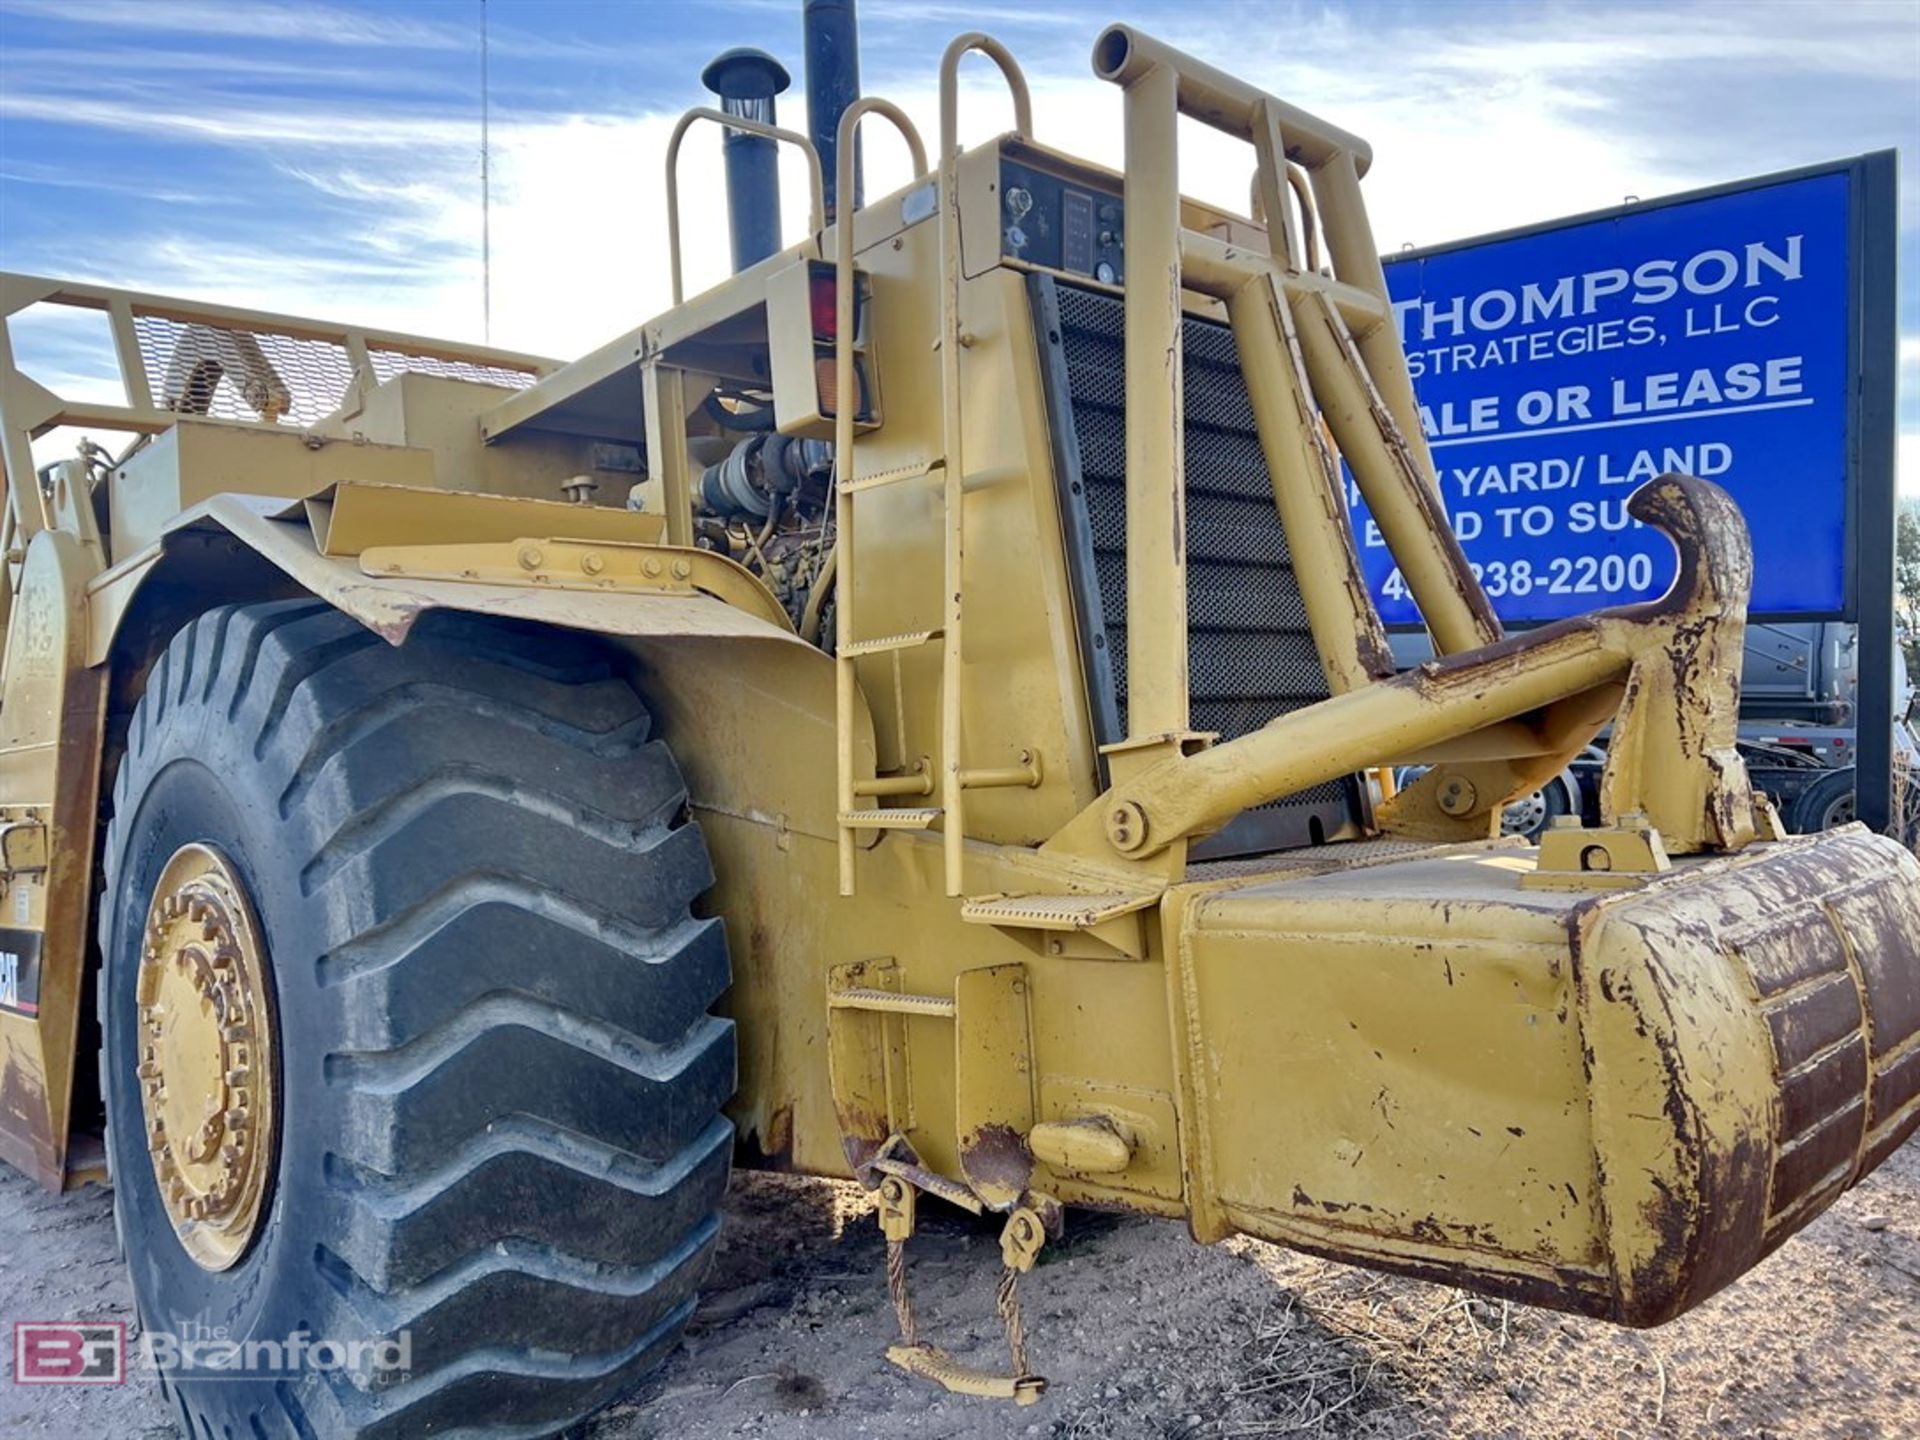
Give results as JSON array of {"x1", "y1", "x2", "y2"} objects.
[{"x1": 831, "y1": 38, "x2": 1034, "y2": 898}]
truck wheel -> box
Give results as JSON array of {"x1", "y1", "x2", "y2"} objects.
[
  {"x1": 1499, "y1": 772, "x2": 1576, "y2": 842},
  {"x1": 97, "y1": 600, "x2": 734, "y2": 1439},
  {"x1": 1788, "y1": 766, "x2": 1857, "y2": 833}
]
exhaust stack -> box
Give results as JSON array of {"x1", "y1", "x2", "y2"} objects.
[
  {"x1": 803, "y1": 0, "x2": 862, "y2": 222},
  {"x1": 702, "y1": 47, "x2": 792, "y2": 272}
]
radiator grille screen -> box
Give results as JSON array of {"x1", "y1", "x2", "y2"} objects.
[{"x1": 1034, "y1": 277, "x2": 1361, "y2": 850}]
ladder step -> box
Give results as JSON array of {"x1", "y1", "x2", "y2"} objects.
[
  {"x1": 842, "y1": 628, "x2": 943, "y2": 659},
  {"x1": 961, "y1": 891, "x2": 1160, "y2": 930},
  {"x1": 887, "y1": 1344, "x2": 1044, "y2": 1404},
  {"x1": 840, "y1": 807, "x2": 942, "y2": 830},
  {"x1": 828, "y1": 987, "x2": 957, "y2": 1018},
  {"x1": 842, "y1": 457, "x2": 945, "y2": 494}
]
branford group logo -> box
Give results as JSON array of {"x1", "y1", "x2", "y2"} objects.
[
  {"x1": 12, "y1": 1318, "x2": 411, "y2": 1386},
  {"x1": 13, "y1": 1321, "x2": 127, "y2": 1384}
]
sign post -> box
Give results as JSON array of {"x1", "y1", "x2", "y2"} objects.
[{"x1": 1362, "y1": 153, "x2": 1899, "y2": 832}]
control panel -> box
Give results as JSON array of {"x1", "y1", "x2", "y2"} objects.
[{"x1": 998, "y1": 155, "x2": 1124, "y2": 286}]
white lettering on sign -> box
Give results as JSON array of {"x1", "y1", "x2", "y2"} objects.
[{"x1": 1392, "y1": 236, "x2": 1804, "y2": 343}]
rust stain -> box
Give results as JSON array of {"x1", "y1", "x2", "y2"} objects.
[{"x1": 961, "y1": 1121, "x2": 1035, "y2": 1197}]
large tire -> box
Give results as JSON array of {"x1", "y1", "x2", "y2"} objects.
[
  {"x1": 1788, "y1": 766, "x2": 1856, "y2": 834},
  {"x1": 98, "y1": 600, "x2": 734, "y2": 1438}
]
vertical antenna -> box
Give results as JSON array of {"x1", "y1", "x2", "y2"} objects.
[{"x1": 480, "y1": 0, "x2": 492, "y2": 341}]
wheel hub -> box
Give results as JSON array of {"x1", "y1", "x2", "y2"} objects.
[
  {"x1": 1502, "y1": 789, "x2": 1548, "y2": 837},
  {"x1": 136, "y1": 843, "x2": 278, "y2": 1272}
]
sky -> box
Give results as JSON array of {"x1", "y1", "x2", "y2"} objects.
[{"x1": 0, "y1": 0, "x2": 1915, "y2": 482}]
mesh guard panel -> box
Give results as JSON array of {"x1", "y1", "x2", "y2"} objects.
[
  {"x1": 133, "y1": 313, "x2": 537, "y2": 429},
  {"x1": 1031, "y1": 275, "x2": 1366, "y2": 858}
]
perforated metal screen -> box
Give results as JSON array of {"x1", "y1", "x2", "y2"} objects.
[{"x1": 1032, "y1": 276, "x2": 1364, "y2": 853}]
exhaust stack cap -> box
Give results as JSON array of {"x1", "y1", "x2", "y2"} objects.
[{"x1": 703, "y1": 47, "x2": 791, "y2": 119}]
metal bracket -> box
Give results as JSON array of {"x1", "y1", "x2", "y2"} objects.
[
  {"x1": 955, "y1": 963, "x2": 1039, "y2": 1209},
  {"x1": 1523, "y1": 811, "x2": 1671, "y2": 891},
  {"x1": 960, "y1": 889, "x2": 1159, "y2": 960},
  {"x1": 0, "y1": 816, "x2": 47, "y2": 878},
  {"x1": 826, "y1": 959, "x2": 917, "y2": 1175},
  {"x1": 876, "y1": 1171, "x2": 917, "y2": 1242}
]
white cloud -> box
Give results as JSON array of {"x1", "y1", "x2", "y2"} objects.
[
  {"x1": 0, "y1": 0, "x2": 467, "y2": 50},
  {"x1": 5, "y1": 1, "x2": 1914, "y2": 490}
]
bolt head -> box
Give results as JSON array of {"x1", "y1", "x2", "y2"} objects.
[{"x1": 1105, "y1": 800, "x2": 1149, "y2": 853}]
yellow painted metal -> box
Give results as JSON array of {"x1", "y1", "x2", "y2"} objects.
[
  {"x1": 1304, "y1": 148, "x2": 1439, "y2": 484},
  {"x1": 113, "y1": 425, "x2": 433, "y2": 561},
  {"x1": 135, "y1": 843, "x2": 277, "y2": 1271},
  {"x1": 1045, "y1": 475, "x2": 1752, "y2": 864},
  {"x1": 886, "y1": 1342, "x2": 1045, "y2": 1404},
  {"x1": 953, "y1": 963, "x2": 1037, "y2": 1208},
  {"x1": 1091, "y1": 25, "x2": 1372, "y2": 169},
  {"x1": 310, "y1": 479, "x2": 667, "y2": 556},
  {"x1": 307, "y1": 371, "x2": 630, "y2": 503},
  {"x1": 1292, "y1": 289, "x2": 1500, "y2": 656},
  {"x1": 1524, "y1": 813, "x2": 1673, "y2": 890},
  {"x1": 1223, "y1": 271, "x2": 1392, "y2": 694},
  {"x1": 1110, "y1": 52, "x2": 1190, "y2": 742},
  {"x1": 0, "y1": 16, "x2": 1913, "y2": 1376},
  {"x1": 1027, "y1": 1116, "x2": 1132, "y2": 1174},
  {"x1": 877, "y1": 1172, "x2": 916, "y2": 1240},
  {"x1": 833, "y1": 98, "x2": 933, "y2": 895},
  {"x1": 356, "y1": 537, "x2": 792, "y2": 632},
  {"x1": 84, "y1": 492, "x2": 806, "y2": 670},
  {"x1": 934, "y1": 35, "x2": 1030, "y2": 895},
  {"x1": 1164, "y1": 827, "x2": 1920, "y2": 1322},
  {"x1": 665, "y1": 107, "x2": 826, "y2": 305},
  {"x1": 0, "y1": 528, "x2": 106, "y2": 1189},
  {"x1": 640, "y1": 363, "x2": 696, "y2": 548}
]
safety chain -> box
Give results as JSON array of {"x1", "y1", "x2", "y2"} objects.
[
  {"x1": 994, "y1": 1265, "x2": 1028, "y2": 1376},
  {"x1": 886, "y1": 1236, "x2": 917, "y2": 1347},
  {"x1": 873, "y1": 1170, "x2": 1048, "y2": 1404}
]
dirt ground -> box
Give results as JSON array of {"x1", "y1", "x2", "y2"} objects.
[{"x1": 3, "y1": 1140, "x2": 1915, "y2": 1439}]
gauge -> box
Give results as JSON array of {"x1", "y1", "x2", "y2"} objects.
[{"x1": 1005, "y1": 186, "x2": 1033, "y2": 219}]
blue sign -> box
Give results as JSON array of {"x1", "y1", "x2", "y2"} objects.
[{"x1": 1358, "y1": 170, "x2": 1852, "y2": 624}]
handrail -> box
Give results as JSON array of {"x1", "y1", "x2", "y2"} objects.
[
  {"x1": 938, "y1": 33, "x2": 1034, "y2": 157},
  {"x1": 832, "y1": 97, "x2": 931, "y2": 894},
  {"x1": 931, "y1": 34, "x2": 1032, "y2": 896},
  {"x1": 0, "y1": 271, "x2": 555, "y2": 542},
  {"x1": 1247, "y1": 164, "x2": 1323, "y2": 274},
  {"x1": 1092, "y1": 24, "x2": 1371, "y2": 175},
  {"x1": 1092, "y1": 23, "x2": 1497, "y2": 668},
  {"x1": 0, "y1": 272, "x2": 554, "y2": 372},
  {"x1": 665, "y1": 106, "x2": 827, "y2": 304}
]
